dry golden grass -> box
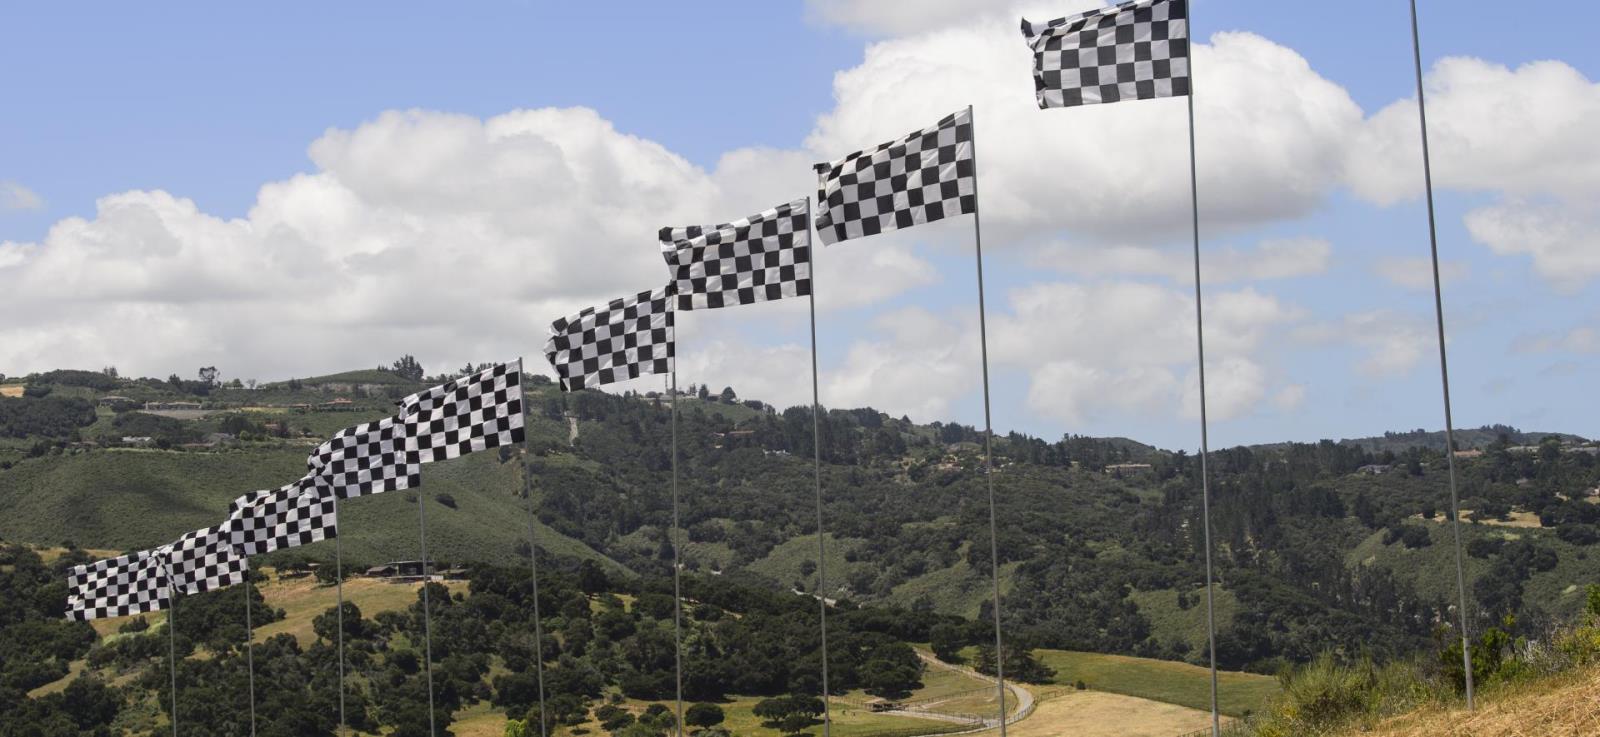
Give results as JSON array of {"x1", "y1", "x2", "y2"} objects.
[
  {"x1": 0, "y1": 385, "x2": 25, "y2": 397},
  {"x1": 253, "y1": 570, "x2": 468, "y2": 646},
  {"x1": 1343, "y1": 668, "x2": 1600, "y2": 737},
  {"x1": 996, "y1": 689, "x2": 1216, "y2": 737}
]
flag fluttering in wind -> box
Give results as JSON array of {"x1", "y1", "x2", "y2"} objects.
[
  {"x1": 814, "y1": 109, "x2": 975, "y2": 245},
  {"x1": 66, "y1": 549, "x2": 171, "y2": 621},
  {"x1": 227, "y1": 477, "x2": 338, "y2": 557},
  {"x1": 309, "y1": 415, "x2": 420, "y2": 500},
  {"x1": 546, "y1": 288, "x2": 675, "y2": 390},
  {"x1": 399, "y1": 360, "x2": 526, "y2": 462},
  {"x1": 659, "y1": 199, "x2": 812, "y2": 310},
  {"x1": 1022, "y1": 0, "x2": 1189, "y2": 109},
  {"x1": 167, "y1": 524, "x2": 248, "y2": 595}
]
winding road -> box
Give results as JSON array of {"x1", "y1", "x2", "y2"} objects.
[{"x1": 876, "y1": 652, "x2": 1036, "y2": 734}]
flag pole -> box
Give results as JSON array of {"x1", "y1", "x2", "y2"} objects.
[
  {"x1": 417, "y1": 493, "x2": 438, "y2": 737},
  {"x1": 520, "y1": 360, "x2": 550, "y2": 737},
  {"x1": 244, "y1": 570, "x2": 258, "y2": 737},
  {"x1": 805, "y1": 196, "x2": 832, "y2": 736},
  {"x1": 966, "y1": 104, "x2": 1009, "y2": 736},
  {"x1": 167, "y1": 569, "x2": 180, "y2": 737},
  {"x1": 1408, "y1": 0, "x2": 1474, "y2": 709},
  {"x1": 1182, "y1": 22, "x2": 1222, "y2": 735},
  {"x1": 669, "y1": 368, "x2": 685, "y2": 737},
  {"x1": 334, "y1": 499, "x2": 348, "y2": 736}
]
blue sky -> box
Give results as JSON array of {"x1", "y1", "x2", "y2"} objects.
[{"x1": 1, "y1": 1, "x2": 1596, "y2": 451}]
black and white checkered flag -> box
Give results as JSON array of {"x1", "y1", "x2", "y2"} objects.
[
  {"x1": 227, "y1": 476, "x2": 338, "y2": 557},
  {"x1": 399, "y1": 360, "x2": 526, "y2": 462},
  {"x1": 1022, "y1": 0, "x2": 1190, "y2": 109},
  {"x1": 659, "y1": 199, "x2": 812, "y2": 310},
  {"x1": 545, "y1": 288, "x2": 675, "y2": 391},
  {"x1": 308, "y1": 414, "x2": 421, "y2": 500},
  {"x1": 66, "y1": 549, "x2": 171, "y2": 621},
  {"x1": 166, "y1": 524, "x2": 248, "y2": 595},
  {"x1": 814, "y1": 108, "x2": 975, "y2": 245}
]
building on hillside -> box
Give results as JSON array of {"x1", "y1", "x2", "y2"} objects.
[
  {"x1": 1453, "y1": 449, "x2": 1484, "y2": 459},
  {"x1": 318, "y1": 397, "x2": 356, "y2": 411},
  {"x1": 1507, "y1": 445, "x2": 1541, "y2": 454},
  {"x1": 97, "y1": 395, "x2": 134, "y2": 407},
  {"x1": 1357, "y1": 464, "x2": 1393, "y2": 475},
  {"x1": 365, "y1": 560, "x2": 437, "y2": 581},
  {"x1": 1105, "y1": 463, "x2": 1153, "y2": 475},
  {"x1": 120, "y1": 436, "x2": 154, "y2": 446}
]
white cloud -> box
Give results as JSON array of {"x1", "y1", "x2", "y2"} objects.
[
  {"x1": 1464, "y1": 201, "x2": 1600, "y2": 293},
  {"x1": 1373, "y1": 256, "x2": 1467, "y2": 292},
  {"x1": 1273, "y1": 384, "x2": 1306, "y2": 411},
  {"x1": 1297, "y1": 310, "x2": 1433, "y2": 378},
  {"x1": 1513, "y1": 325, "x2": 1600, "y2": 355},
  {"x1": 0, "y1": 181, "x2": 44, "y2": 211},
  {"x1": 807, "y1": 29, "x2": 1362, "y2": 245},
  {"x1": 1347, "y1": 58, "x2": 1600, "y2": 205},
  {"x1": 1031, "y1": 237, "x2": 1330, "y2": 284},
  {"x1": 823, "y1": 307, "x2": 979, "y2": 420},
  {"x1": 1182, "y1": 356, "x2": 1268, "y2": 422}
]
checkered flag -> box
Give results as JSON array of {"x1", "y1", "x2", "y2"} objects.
[
  {"x1": 399, "y1": 360, "x2": 526, "y2": 462},
  {"x1": 166, "y1": 524, "x2": 248, "y2": 595},
  {"x1": 66, "y1": 549, "x2": 170, "y2": 621},
  {"x1": 659, "y1": 199, "x2": 812, "y2": 310},
  {"x1": 227, "y1": 476, "x2": 338, "y2": 557},
  {"x1": 814, "y1": 108, "x2": 975, "y2": 245},
  {"x1": 1022, "y1": 0, "x2": 1189, "y2": 109},
  {"x1": 308, "y1": 414, "x2": 421, "y2": 499},
  {"x1": 545, "y1": 288, "x2": 675, "y2": 391}
]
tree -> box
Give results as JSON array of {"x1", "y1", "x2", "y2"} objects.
[
  {"x1": 685, "y1": 703, "x2": 725, "y2": 731},
  {"x1": 753, "y1": 695, "x2": 823, "y2": 734},
  {"x1": 197, "y1": 366, "x2": 220, "y2": 386},
  {"x1": 718, "y1": 386, "x2": 737, "y2": 403},
  {"x1": 698, "y1": 385, "x2": 711, "y2": 401},
  {"x1": 391, "y1": 355, "x2": 425, "y2": 382}
]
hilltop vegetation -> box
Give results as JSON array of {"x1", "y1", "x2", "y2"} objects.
[{"x1": 2, "y1": 362, "x2": 1598, "y2": 704}]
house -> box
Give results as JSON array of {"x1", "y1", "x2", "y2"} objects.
[
  {"x1": 365, "y1": 560, "x2": 437, "y2": 581},
  {"x1": 1357, "y1": 464, "x2": 1393, "y2": 475},
  {"x1": 1453, "y1": 449, "x2": 1484, "y2": 459},
  {"x1": 1105, "y1": 463, "x2": 1154, "y2": 475},
  {"x1": 120, "y1": 436, "x2": 154, "y2": 446}
]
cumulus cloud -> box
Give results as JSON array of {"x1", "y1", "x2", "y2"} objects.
[
  {"x1": 1030, "y1": 237, "x2": 1331, "y2": 284},
  {"x1": 806, "y1": 28, "x2": 1362, "y2": 246},
  {"x1": 0, "y1": 181, "x2": 44, "y2": 211},
  {"x1": 1347, "y1": 58, "x2": 1600, "y2": 204},
  {"x1": 1463, "y1": 201, "x2": 1600, "y2": 293},
  {"x1": 1296, "y1": 311, "x2": 1433, "y2": 378},
  {"x1": 1373, "y1": 256, "x2": 1467, "y2": 292}
]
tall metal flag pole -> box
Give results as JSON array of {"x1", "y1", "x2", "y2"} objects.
[
  {"x1": 965, "y1": 105, "x2": 1009, "y2": 736},
  {"x1": 805, "y1": 196, "x2": 833, "y2": 736},
  {"x1": 669, "y1": 370, "x2": 685, "y2": 737},
  {"x1": 244, "y1": 572, "x2": 258, "y2": 736},
  {"x1": 167, "y1": 568, "x2": 179, "y2": 737},
  {"x1": 1183, "y1": 35, "x2": 1222, "y2": 737},
  {"x1": 334, "y1": 499, "x2": 348, "y2": 736},
  {"x1": 521, "y1": 359, "x2": 550, "y2": 737},
  {"x1": 1408, "y1": 0, "x2": 1474, "y2": 709},
  {"x1": 417, "y1": 493, "x2": 438, "y2": 737}
]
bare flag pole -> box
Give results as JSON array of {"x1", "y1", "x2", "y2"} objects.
[
  {"x1": 805, "y1": 196, "x2": 833, "y2": 736},
  {"x1": 417, "y1": 491, "x2": 438, "y2": 737},
  {"x1": 244, "y1": 570, "x2": 258, "y2": 737},
  {"x1": 669, "y1": 368, "x2": 685, "y2": 737},
  {"x1": 521, "y1": 359, "x2": 550, "y2": 737},
  {"x1": 334, "y1": 499, "x2": 348, "y2": 735},
  {"x1": 966, "y1": 104, "x2": 1010, "y2": 736},
  {"x1": 167, "y1": 567, "x2": 180, "y2": 737},
  {"x1": 1408, "y1": 0, "x2": 1474, "y2": 710}
]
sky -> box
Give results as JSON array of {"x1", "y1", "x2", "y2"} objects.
[{"x1": 1, "y1": 0, "x2": 1596, "y2": 451}]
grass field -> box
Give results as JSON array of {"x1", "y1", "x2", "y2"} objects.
[
  {"x1": 252, "y1": 570, "x2": 469, "y2": 646},
  {"x1": 998, "y1": 689, "x2": 1216, "y2": 737},
  {"x1": 1034, "y1": 649, "x2": 1279, "y2": 718},
  {"x1": 1129, "y1": 586, "x2": 1241, "y2": 656}
]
